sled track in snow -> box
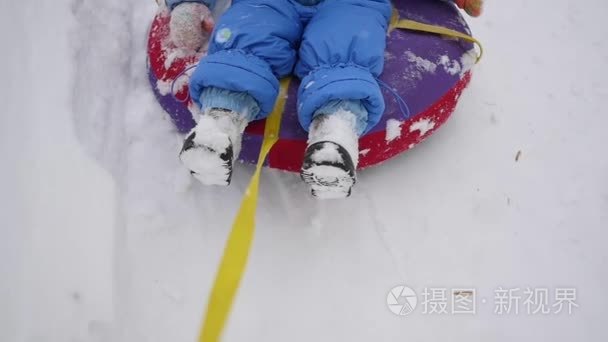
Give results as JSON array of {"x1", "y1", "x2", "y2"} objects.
[
  {"x1": 69, "y1": 1, "x2": 270, "y2": 340},
  {"x1": 70, "y1": 0, "x2": 135, "y2": 339}
]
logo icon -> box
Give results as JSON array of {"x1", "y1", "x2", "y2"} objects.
[
  {"x1": 387, "y1": 286, "x2": 417, "y2": 316},
  {"x1": 215, "y1": 28, "x2": 232, "y2": 44}
]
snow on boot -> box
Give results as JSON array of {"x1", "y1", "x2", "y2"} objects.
[
  {"x1": 301, "y1": 110, "x2": 359, "y2": 199},
  {"x1": 180, "y1": 108, "x2": 247, "y2": 186}
]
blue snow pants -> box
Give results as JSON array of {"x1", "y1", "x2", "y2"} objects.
[{"x1": 168, "y1": 0, "x2": 392, "y2": 135}]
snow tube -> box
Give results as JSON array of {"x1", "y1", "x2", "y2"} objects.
[{"x1": 147, "y1": 0, "x2": 477, "y2": 172}]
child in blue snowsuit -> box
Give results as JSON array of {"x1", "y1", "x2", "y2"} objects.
[{"x1": 167, "y1": 0, "x2": 481, "y2": 198}]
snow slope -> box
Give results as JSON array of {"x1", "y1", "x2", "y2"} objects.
[
  {"x1": 1, "y1": 0, "x2": 607, "y2": 341},
  {"x1": 0, "y1": 1, "x2": 117, "y2": 341}
]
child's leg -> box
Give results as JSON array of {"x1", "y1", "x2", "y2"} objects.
[
  {"x1": 189, "y1": 0, "x2": 303, "y2": 120},
  {"x1": 295, "y1": 0, "x2": 391, "y2": 136},
  {"x1": 295, "y1": 0, "x2": 391, "y2": 198},
  {"x1": 181, "y1": 0, "x2": 303, "y2": 185}
]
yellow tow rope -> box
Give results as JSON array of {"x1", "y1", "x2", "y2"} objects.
[
  {"x1": 390, "y1": 10, "x2": 484, "y2": 63},
  {"x1": 193, "y1": 13, "x2": 483, "y2": 342},
  {"x1": 198, "y1": 78, "x2": 291, "y2": 342}
]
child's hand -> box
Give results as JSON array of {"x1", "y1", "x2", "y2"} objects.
[
  {"x1": 170, "y1": 2, "x2": 215, "y2": 51},
  {"x1": 455, "y1": 0, "x2": 483, "y2": 17}
]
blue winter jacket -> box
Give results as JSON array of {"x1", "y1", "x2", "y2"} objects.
[{"x1": 167, "y1": 0, "x2": 392, "y2": 134}]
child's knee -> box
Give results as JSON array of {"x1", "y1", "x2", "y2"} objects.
[
  {"x1": 209, "y1": 0, "x2": 302, "y2": 77},
  {"x1": 296, "y1": 65, "x2": 385, "y2": 134},
  {"x1": 296, "y1": 0, "x2": 390, "y2": 78}
]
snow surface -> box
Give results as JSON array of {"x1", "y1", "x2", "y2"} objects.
[{"x1": 2, "y1": 0, "x2": 608, "y2": 341}]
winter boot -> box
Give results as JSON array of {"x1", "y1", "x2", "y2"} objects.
[
  {"x1": 180, "y1": 108, "x2": 247, "y2": 185},
  {"x1": 301, "y1": 110, "x2": 359, "y2": 199}
]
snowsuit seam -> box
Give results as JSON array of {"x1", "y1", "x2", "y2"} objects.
[
  {"x1": 304, "y1": 63, "x2": 375, "y2": 79},
  {"x1": 204, "y1": 52, "x2": 280, "y2": 94}
]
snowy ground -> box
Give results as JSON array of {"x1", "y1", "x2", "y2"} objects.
[{"x1": 2, "y1": 0, "x2": 607, "y2": 341}]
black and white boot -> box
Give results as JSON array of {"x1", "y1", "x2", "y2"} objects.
[
  {"x1": 180, "y1": 108, "x2": 247, "y2": 186},
  {"x1": 301, "y1": 110, "x2": 359, "y2": 199}
]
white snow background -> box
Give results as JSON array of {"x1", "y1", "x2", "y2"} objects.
[{"x1": 1, "y1": 0, "x2": 607, "y2": 341}]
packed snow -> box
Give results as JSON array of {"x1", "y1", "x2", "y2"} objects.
[
  {"x1": 385, "y1": 118, "x2": 404, "y2": 142},
  {"x1": 309, "y1": 143, "x2": 344, "y2": 164},
  {"x1": 405, "y1": 50, "x2": 438, "y2": 74},
  {"x1": 438, "y1": 54, "x2": 462, "y2": 75},
  {"x1": 2, "y1": 0, "x2": 608, "y2": 342},
  {"x1": 459, "y1": 48, "x2": 477, "y2": 77},
  {"x1": 409, "y1": 118, "x2": 437, "y2": 136},
  {"x1": 308, "y1": 109, "x2": 360, "y2": 167}
]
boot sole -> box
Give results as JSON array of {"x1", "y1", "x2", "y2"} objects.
[
  {"x1": 180, "y1": 132, "x2": 234, "y2": 186},
  {"x1": 301, "y1": 141, "x2": 356, "y2": 199}
]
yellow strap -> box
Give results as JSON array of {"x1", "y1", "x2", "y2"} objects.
[
  {"x1": 198, "y1": 78, "x2": 291, "y2": 342},
  {"x1": 390, "y1": 11, "x2": 483, "y2": 63}
]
